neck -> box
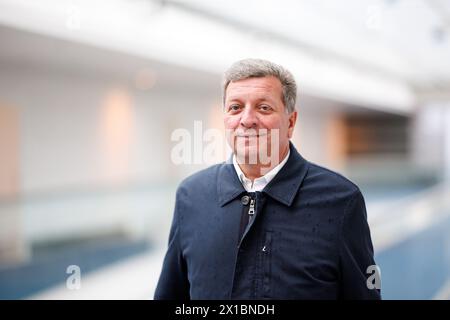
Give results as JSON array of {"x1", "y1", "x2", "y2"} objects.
[{"x1": 237, "y1": 144, "x2": 290, "y2": 181}]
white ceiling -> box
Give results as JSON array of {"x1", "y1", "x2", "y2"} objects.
[
  {"x1": 173, "y1": 0, "x2": 450, "y2": 85},
  {"x1": 0, "y1": 0, "x2": 449, "y2": 112}
]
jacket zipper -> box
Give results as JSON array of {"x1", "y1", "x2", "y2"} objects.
[
  {"x1": 231, "y1": 195, "x2": 256, "y2": 298},
  {"x1": 248, "y1": 198, "x2": 255, "y2": 216}
]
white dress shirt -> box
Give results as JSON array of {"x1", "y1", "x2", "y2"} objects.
[{"x1": 232, "y1": 149, "x2": 291, "y2": 192}]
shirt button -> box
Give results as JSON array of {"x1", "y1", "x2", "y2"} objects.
[{"x1": 241, "y1": 195, "x2": 250, "y2": 205}]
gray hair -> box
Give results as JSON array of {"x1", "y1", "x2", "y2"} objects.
[{"x1": 222, "y1": 58, "x2": 297, "y2": 114}]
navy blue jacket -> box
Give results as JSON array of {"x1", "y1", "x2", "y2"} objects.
[{"x1": 154, "y1": 143, "x2": 381, "y2": 299}]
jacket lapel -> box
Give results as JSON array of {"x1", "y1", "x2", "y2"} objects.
[
  {"x1": 217, "y1": 142, "x2": 309, "y2": 207},
  {"x1": 261, "y1": 142, "x2": 309, "y2": 206},
  {"x1": 217, "y1": 161, "x2": 246, "y2": 207}
]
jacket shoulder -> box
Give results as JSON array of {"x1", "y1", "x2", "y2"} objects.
[
  {"x1": 177, "y1": 163, "x2": 223, "y2": 192},
  {"x1": 305, "y1": 161, "x2": 361, "y2": 195}
]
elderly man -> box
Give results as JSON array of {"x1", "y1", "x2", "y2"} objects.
[{"x1": 154, "y1": 59, "x2": 381, "y2": 300}]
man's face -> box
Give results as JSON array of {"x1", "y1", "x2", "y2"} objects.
[{"x1": 223, "y1": 76, "x2": 297, "y2": 165}]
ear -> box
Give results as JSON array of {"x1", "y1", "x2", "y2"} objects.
[{"x1": 287, "y1": 111, "x2": 297, "y2": 138}]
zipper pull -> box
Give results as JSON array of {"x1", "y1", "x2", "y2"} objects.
[{"x1": 248, "y1": 198, "x2": 255, "y2": 216}]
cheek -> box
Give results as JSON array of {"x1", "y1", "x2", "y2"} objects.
[
  {"x1": 262, "y1": 117, "x2": 283, "y2": 131},
  {"x1": 223, "y1": 116, "x2": 239, "y2": 129},
  {"x1": 264, "y1": 117, "x2": 290, "y2": 137}
]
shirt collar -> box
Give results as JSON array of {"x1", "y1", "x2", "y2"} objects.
[
  {"x1": 217, "y1": 142, "x2": 309, "y2": 207},
  {"x1": 232, "y1": 149, "x2": 291, "y2": 192}
]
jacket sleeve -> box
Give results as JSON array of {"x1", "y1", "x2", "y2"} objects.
[
  {"x1": 338, "y1": 190, "x2": 381, "y2": 300},
  {"x1": 154, "y1": 189, "x2": 190, "y2": 300}
]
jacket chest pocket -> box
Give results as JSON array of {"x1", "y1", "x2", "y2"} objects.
[{"x1": 260, "y1": 230, "x2": 272, "y2": 298}]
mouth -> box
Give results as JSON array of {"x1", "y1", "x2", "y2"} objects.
[{"x1": 235, "y1": 133, "x2": 267, "y2": 138}]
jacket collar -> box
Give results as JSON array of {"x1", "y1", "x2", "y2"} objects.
[{"x1": 217, "y1": 142, "x2": 309, "y2": 207}]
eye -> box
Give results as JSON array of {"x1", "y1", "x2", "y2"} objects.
[
  {"x1": 259, "y1": 104, "x2": 272, "y2": 112},
  {"x1": 228, "y1": 104, "x2": 241, "y2": 112}
]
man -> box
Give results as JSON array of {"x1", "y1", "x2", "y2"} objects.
[{"x1": 154, "y1": 59, "x2": 381, "y2": 300}]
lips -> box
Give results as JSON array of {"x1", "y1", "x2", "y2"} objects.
[
  {"x1": 237, "y1": 135, "x2": 259, "y2": 137},
  {"x1": 235, "y1": 133, "x2": 267, "y2": 137}
]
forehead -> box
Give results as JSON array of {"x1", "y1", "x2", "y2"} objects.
[{"x1": 225, "y1": 76, "x2": 283, "y2": 101}]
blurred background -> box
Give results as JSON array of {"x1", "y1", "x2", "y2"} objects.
[{"x1": 0, "y1": 0, "x2": 449, "y2": 300}]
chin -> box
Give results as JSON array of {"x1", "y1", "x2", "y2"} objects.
[{"x1": 234, "y1": 146, "x2": 256, "y2": 163}]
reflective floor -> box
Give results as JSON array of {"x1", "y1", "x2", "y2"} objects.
[
  {"x1": 0, "y1": 183, "x2": 449, "y2": 300},
  {"x1": 375, "y1": 214, "x2": 450, "y2": 299}
]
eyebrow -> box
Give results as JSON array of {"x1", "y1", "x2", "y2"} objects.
[{"x1": 226, "y1": 96, "x2": 276, "y2": 104}]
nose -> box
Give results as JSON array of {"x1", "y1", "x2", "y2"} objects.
[{"x1": 240, "y1": 106, "x2": 258, "y2": 128}]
